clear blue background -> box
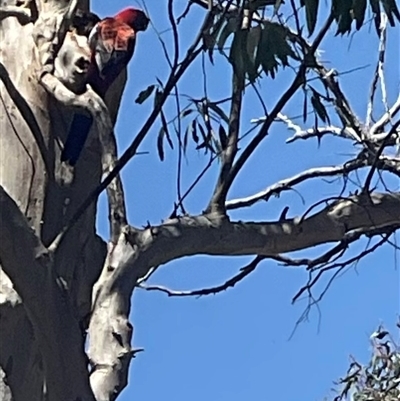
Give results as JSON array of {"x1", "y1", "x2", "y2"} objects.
[{"x1": 92, "y1": 1, "x2": 399, "y2": 400}]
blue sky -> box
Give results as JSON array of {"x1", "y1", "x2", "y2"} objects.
[{"x1": 92, "y1": 1, "x2": 399, "y2": 400}]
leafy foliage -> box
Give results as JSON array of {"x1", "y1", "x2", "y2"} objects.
[
  {"x1": 217, "y1": 18, "x2": 296, "y2": 81},
  {"x1": 331, "y1": 0, "x2": 400, "y2": 34},
  {"x1": 301, "y1": 0, "x2": 320, "y2": 35},
  {"x1": 330, "y1": 324, "x2": 400, "y2": 401}
]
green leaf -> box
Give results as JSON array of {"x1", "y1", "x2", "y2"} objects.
[
  {"x1": 310, "y1": 88, "x2": 328, "y2": 123},
  {"x1": 246, "y1": 26, "x2": 262, "y2": 82},
  {"x1": 229, "y1": 30, "x2": 247, "y2": 80},
  {"x1": 303, "y1": 0, "x2": 319, "y2": 36},
  {"x1": 197, "y1": 122, "x2": 207, "y2": 142},
  {"x1": 196, "y1": 123, "x2": 214, "y2": 154},
  {"x1": 156, "y1": 111, "x2": 175, "y2": 162},
  {"x1": 369, "y1": 0, "x2": 381, "y2": 33},
  {"x1": 183, "y1": 124, "x2": 189, "y2": 154},
  {"x1": 256, "y1": 22, "x2": 295, "y2": 78},
  {"x1": 135, "y1": 85, "x2": 155, "y2": 104},
  {"x1": 160, "y1": 111, "x2": 173, "y2": 151},
  {"x1": 217, "y1": 18, "x2": 237, "y2": 53},
  {"x1": 333, "y1": 0, "x2": 353, "y2": 34},
  {"x1": 153, "y1": 88, "x2": 164, "y2": 109},
  {"x1": 207, "y1": 103, "x2": 229, "y2": 124},
  {"x1": 157, "y1": 127, "x2": 165, "y2": 161},
  {"x1": 352, "y1": 0, "x2": 367, "y2": 30},
  {"x1": 228, "y1": 27, "x2": 263, "y2": 84},
  {"x1": 382, "y1": 0, "x2": 400, "y2": 27},
  {"x1": 180, "y1": 108, "x2": 194, "y2": 118},
  {"x1": 251, "y1": 0, "x2": 283, "y2": 9},
  {"x1": 218, "y1": 125, "x2": 228, "y2": 150},
  {"x1": 302, "y1": 89, "x2": 308, "y2": 123},
  {"x1": 191, "y1": 120, "x2": 199, "y2": 144},
  {"x1": 205, "y1": 15, "x2": 226, "y2": 64}
]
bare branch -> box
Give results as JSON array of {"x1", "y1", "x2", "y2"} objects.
[
  {"x1": 139, "y1": 256, "x2": 265, "y2": 297},
  {"x1": 292, "y1": 229, "x2": 395, "y2": 304},
  {"x1": 207, "y1": 59, "x2": 244, "y2": 213},
  {"x1": 102, "y1": 192, "x2": 400, "y2": 291},
  {"x1": 226, "y1": 159, "x2": 366, "y2": 210},
  {"x1": 370, "y1": 93, "x2": 400, "y2": 136},
  {"x1": 281, "y1": 109, "x2": 357, "y2": 143},
  {"x1": 87, "y1": 191, "x2": 400, "y2": 400},
  {"x1": 362, "y1": 120, "x2": 400, "y2": 194},
  {"x1": 316, "y1": 67, "x2": 365, "y2": 142},
  {"x1": 366, "y1": 13, "x2": 388, "y2": 128}
]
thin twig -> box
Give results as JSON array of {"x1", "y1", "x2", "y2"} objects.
[
  {"x1": 226, "y1": 159, "x2": 367, "y2": 210},
  {"x1": 139, "y1": 256, "x2": 265, "y2": 297}
]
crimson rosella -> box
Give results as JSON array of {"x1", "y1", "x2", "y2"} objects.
[{"x1": 61, "y1": 8, "x2": 149, "y2": 166}]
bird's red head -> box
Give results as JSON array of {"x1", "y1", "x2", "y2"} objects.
[{"x1": 114, "y1": 8, "x2": 150, "y2": 32}]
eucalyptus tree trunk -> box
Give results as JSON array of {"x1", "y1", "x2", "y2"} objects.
[{"x1": 0, "y1": 0, "x2": 114, "y2": 400}]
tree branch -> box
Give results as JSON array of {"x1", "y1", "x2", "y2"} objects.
[
  {"x1": 207, "y1": 58, "x2": 244, "y2": 213},
  {"x1": 225, "y1": 158, "x2": 367, "y2": 210},
  {"x1": 87, "y1": 191, "x2": 400, "y2": 399},
  {"x1": 139, "y1": 255, "x2": 265, "y2": 297},
  {"x1": 370, "y1": 93, "x2": 400, "y2": 136}
]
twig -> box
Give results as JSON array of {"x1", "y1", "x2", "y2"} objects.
[
  {"x1": 366, "y1": 13, "x2": 388, "y2": 128},
  {"x1": 139, "y1": 256, "x2": 265, "y2": 297},
  {"x1": 226, "y1": 159, "x2": 366, "y2": 210},
  {"x1": 316, "y1": 67, "x2": 364, "y2": 143},
  {"x1": 207, "y1": 60, "x2": 244, "y2": 213},
  {"x1": 362, "y1": 120, "x2": 400, "y2": 195},
  {"x1": 279, "y1": 110, "x2": 357, "y2": 143},
  {"x1": 292, "y1": 230, "x2": 395, "y2": 304},
  {"x1": 370, "y1": 93, "x2": 400, "y2": 136}
]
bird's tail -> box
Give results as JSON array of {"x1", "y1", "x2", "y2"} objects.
[{"x1": 61, "y1": 113, "x2": 94, "y2": 166}]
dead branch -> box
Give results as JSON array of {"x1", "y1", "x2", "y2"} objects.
[
  {"x1": 226, "y1": 159, "x2": 366, "y2": 210},
  {"x1": 139, "y1": 256, "x2": 265, "y2": 297}
]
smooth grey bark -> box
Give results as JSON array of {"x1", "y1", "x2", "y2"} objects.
[{"x1": 0, "y1": 0, "x2": 104, "y2": 399}]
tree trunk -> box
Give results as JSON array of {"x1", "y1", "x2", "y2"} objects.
[{"x1": 0, "y1": 1, "x2": 111, "y2": 399}]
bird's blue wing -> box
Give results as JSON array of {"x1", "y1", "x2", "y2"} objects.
[{"x1": 61, "y1": 114, "x2": 94, "y2": 166}]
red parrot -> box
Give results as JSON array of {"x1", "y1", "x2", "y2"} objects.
[{"x1": 61, "y1": 8, "x2": 149, "y2": 166}]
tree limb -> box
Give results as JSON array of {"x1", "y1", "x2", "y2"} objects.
[
  {"x1": 88, "y1": 191, "x2": 400, "y2": 400},
  {"x1": 139, "y1": 255, "x2": 265, "y2": 297},
  {"x1": 225, "y1": 158, "x2": 367, "y2": 210}
]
